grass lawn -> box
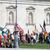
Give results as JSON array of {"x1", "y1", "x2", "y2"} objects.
[{"x1": 19, "y1": 42, "x2": 50, "y2": 49}]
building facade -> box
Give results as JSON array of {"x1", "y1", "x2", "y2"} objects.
[
  {"x1": 0, "y1": 0, "x2": 17, "y2": 33},
  {"x1": 0, "y1": 0, "x2": 50, "y2": 34},
  {"x1": 17, "y1": 0, "x2": 50, "y2": 34}
]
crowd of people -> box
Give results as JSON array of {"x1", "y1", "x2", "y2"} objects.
[
  {"x1": 19, "y1": 22, "x2": 50, "y2": 44},
  {"x1": 23, "y1": 21, "x2": 50, "y2": 44},
  {"x1": 20, "y1": 31, "x2": 50, "y2": 44},
  {"x1": 0, "y1": 23, "x2": 50, "y2": 48},
  {"x1": 0, "y1": 29, "x2": 19, "y2": 48},
  {"x1": 0, "y1": 29, "x2": 50, "y2": 48}
]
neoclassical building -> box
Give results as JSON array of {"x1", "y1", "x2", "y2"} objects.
[
  {"x1": 0, "y1": 0, "x2": 17, "y2": 33},
  {"x1": 1, "y1": 0, "x2": 50, "y2": 34},
  {"x1": 17, "y1": 0, "x2": 50, "y2": 34}
]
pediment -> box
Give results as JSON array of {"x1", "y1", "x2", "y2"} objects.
[
  {"x1": 26, "y1": 6, "x2": 35, "y2": 10},
  {"x1": 6, "y1": 5, "x2": 17, "y2": 9},
  {"x1": 44, "y1": 7, "x2": 50, "y2": 11}
]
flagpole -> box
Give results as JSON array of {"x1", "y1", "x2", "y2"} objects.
[
  {"x1": 16, "y1": 0, "x2": 17, "y2": 24},
  {"x1": 14, "y1": 0, "x2": 17, "y2": 30}
]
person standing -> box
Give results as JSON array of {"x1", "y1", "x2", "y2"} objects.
[{"x1": 13, "y1": 31, "x2": 19, "y2": 48}]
